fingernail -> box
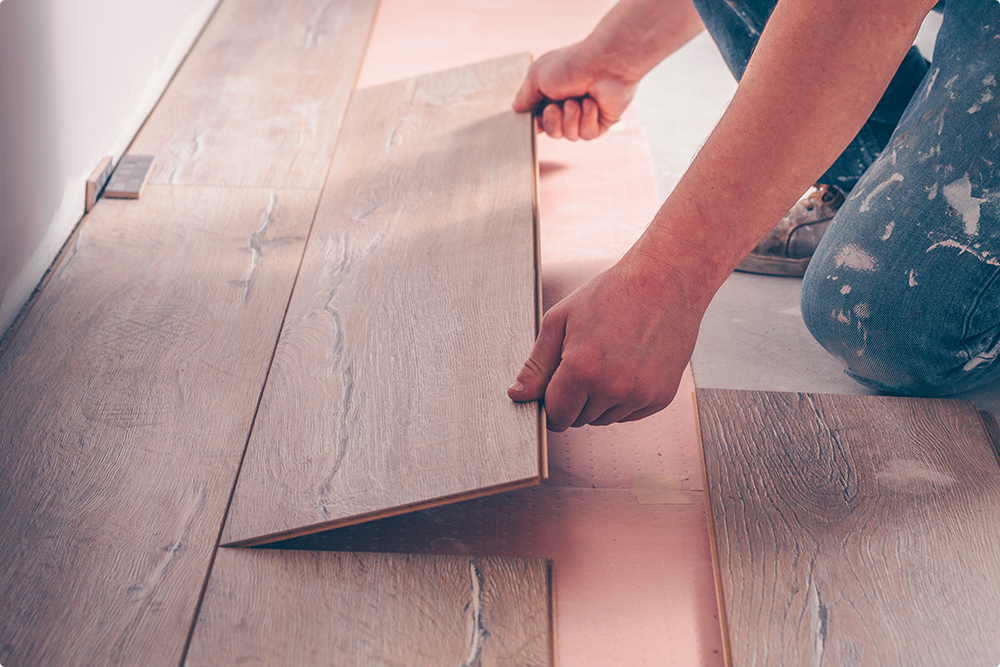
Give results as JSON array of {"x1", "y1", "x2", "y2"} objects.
[{"x1": 508, "y1": 380, "x2": 524, "y2": 393}]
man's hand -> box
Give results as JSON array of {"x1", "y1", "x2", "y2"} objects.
[
  {"x1": 512, "y1": 0, "x2": 705, "y2": 140},
  {"x1": 512, "y1": 46, "x2": 637, "y2": 140},
  {"x1": 507, "y1": 251, "x2": 702, "y2": 431}
]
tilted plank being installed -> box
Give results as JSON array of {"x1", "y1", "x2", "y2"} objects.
[
  {"x1": 0, "y1": 187, "x2": 318, "y2": 667},
  {"x1": 223, "y1": 53, "x2": 542, "y2": 547},
  {"x1": 186, "y1": 550, "x2": 553, "y2": 666},
  {"x1": 697, "y1": 389, "x2": 1000, "y2": 666},
  {"x1": 131, "y1": 0, "x2": 380, "y2": 189}
]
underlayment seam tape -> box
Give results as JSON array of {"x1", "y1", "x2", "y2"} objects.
[{"x1": 630, "y1": 475, "x2": 693, "y2": 505}]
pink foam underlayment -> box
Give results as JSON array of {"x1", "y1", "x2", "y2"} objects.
[{"x1": 352, "y1": 2, "x2": 725, "y2": 665}]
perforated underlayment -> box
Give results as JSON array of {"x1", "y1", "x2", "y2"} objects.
[{"x1": 545, "y1": 398, "x2": 704, "y2": 491}]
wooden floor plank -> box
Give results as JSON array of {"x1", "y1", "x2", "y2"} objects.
[
  {"x1": 185, "y1": 550, "x2": 553, "y2": 666},
  {"x1": 131, "y1": 0, "x2": 379, "y2": 189},
  {"x1": 0, "y1": 186, "x2": 318, "y2": 667},
  {"x1": 222, "y1": 53, "x2": 542, "y2": 546},
  {"x1": 697, "y1": 389, "x2": 1000, "y2": 666}
]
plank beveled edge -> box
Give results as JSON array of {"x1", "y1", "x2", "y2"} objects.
[
  {"x1": 530, "y1": 101, "x2": 548, "y2": 481},
  {"x1": 546, "y1": 558, "x2": 557, "y2": 667},
  {"x1": 692, "y1": 389, "x2": 735, "y2": 667}
]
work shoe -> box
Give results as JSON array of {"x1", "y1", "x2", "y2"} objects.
[{"x1": 736, "y1": 184, "x2": 845, "y2": 277}]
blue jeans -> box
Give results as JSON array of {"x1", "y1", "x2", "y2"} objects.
[{"x1": 693, "y1": 0, "x2": 1000, "y2": 395}]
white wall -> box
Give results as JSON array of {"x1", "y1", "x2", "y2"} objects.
[{"x1": 0, "y1": 0, "x2": 218, "y2": 339}]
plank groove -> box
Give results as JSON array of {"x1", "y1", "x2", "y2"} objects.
[
  {"x1": 185, "y1": 550, "x2": 553, "y2": 666},
  {"x1": 131, "y1": 0, "x2": 380, "y2": 189},
  {"x1": 0, "y1": 187, "x2": 318, "y2": 666},
  {"x1": 697, "y1": 389, "x2": 1000, "y2": 666},
  {"x1": 222, "y1": 53, "x2": 543, "y2": 546}
]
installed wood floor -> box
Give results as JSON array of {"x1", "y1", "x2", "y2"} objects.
[
  {"x1": 131, "y1": 0, "x2": 379, "y2": 189},
  {"x1": 222, "y1": 53, "x2": 543, "y2": 547},
  {"x1": 0, "y1": 186, "x2": 319, "y2": 666},
  {"x1": 0, "y1": 0, "x2": 370, "y2": 664},
  {"x1": 187, "y1": 550, "x2": 553, "y2": 666},
  {"x1": 697, "y1": 389, "x2": 1000, "y2": 666}
]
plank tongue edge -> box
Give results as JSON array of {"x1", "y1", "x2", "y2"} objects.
[{"x1": 693, "y1": 388, "x2": 735, "y2": 667}]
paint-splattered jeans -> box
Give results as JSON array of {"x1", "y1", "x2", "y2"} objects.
[{"x1": 695, "y1": 0, "x2": 1000, "y2": 395}]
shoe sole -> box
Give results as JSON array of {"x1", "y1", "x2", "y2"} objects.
[{"x1": 735, "y1": 254, "x2": 810, "y2": 277}]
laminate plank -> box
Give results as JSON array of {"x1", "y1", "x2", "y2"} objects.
[
  {"x1": 222, "y1": 53, "x2": 542, "y2": 546},
  {"x1": 0, "y1": 186, "x2": 317, "y2": 667},
  {"x1": 185, "y1": 550, "x2": 553, "y2": 666},
  {"x1": 130, "y1": 0, "x2": 379, "y2": 189},
  {"x1": 697, "y1": 388, "x2": 1000, "y2": 666}
]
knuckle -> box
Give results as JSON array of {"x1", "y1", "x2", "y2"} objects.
[
  {"x1": 522, "y1": 355, "x2": 549, "y2": 378},
  {"x1": 567, "y1": 362, "x2": 599, "y2": 387},
  {"x1": 609, "y1": 378, "x2": 637, "y2": 400}
]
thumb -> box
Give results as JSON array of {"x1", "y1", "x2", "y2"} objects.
[
  {"x1": 508, "y1": 311, "x2": 566, "y2": 402},
  {"x1": 512, "y1": 73, "x2": 546, "y2": 114}
]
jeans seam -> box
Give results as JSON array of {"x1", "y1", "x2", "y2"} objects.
[
  {"x1": 960, "y1": 265, "x2": 1000, "y2": 363},
  {"x1": 854, "y1": 124, "x2": 885, "y2": 167}
]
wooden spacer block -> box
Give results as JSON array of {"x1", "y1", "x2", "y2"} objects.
[
  {"x1": 104, "y1": 155, "x2": 155, "y2": 199},
  {"x1": 85, "y1": 157, "x2": 113, "y2": 212}
]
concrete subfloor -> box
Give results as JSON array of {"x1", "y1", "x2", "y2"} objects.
[{"x1": 632, "y1": 22, "x2": 1000, "y2": 418}]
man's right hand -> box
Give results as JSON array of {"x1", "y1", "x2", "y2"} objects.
[{"x1": 512, "y1": 45, "x2": 637, "y2": 141}]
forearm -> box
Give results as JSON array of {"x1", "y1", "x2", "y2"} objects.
[
  {"x1": 577, "y1": 0, "x2": 705, "y2": 85},
  {"x1": 632, "y1": 0, "x2": 937, "y2": 306}
]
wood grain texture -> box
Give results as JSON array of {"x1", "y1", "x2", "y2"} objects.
[
  {"x1": 222, "y1": 53, "x2": 542, "y2": 546},
  {"x1": 0, "y1": 186, "x2": 317, "y2": 667},
  {"x1": 130, "y1": 0, "x2": 379, "y2": 189},
  {"x1": 697, "y1": 389, "x2": 1000, "y2": 667},
  {"x1": 185, "y1": 550, "x2": 553, "y2": 666}
]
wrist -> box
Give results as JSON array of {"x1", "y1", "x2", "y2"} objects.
[
  {"x1": 574, "y1": 24, "x2": 660, "y2": 87},
  {"x1": 578, "y1": 0, "x2": 706, "y2": 86},
  {"x1": 575, "y1": 33, "x2": 645, "y2": 89},
  {"x1": 624, "y1": 192, "x2": 739, "y2": 316}
]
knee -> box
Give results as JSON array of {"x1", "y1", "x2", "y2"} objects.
[{"x1": 800, "y1": 255, "x2": 1000, "y2": 396}]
